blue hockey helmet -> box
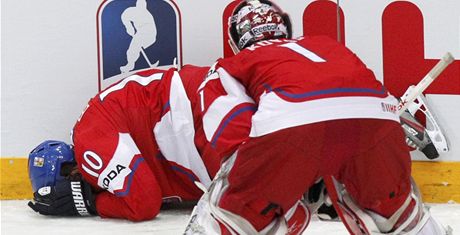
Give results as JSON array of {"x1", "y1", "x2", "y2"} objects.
[{"x1": 28, "y1": 140, "x2": 75, "y2": 192}]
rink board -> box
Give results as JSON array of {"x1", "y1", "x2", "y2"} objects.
[{"x1": 1, "y1": 158, "x2": 460, "y2": 203}]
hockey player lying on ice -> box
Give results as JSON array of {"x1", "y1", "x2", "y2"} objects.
[
  {"x1": 27, "y1": 65, "x2": 258, "y2": 221},
  {"x1": 28, "y1": 62, "x2": 323, "y2": 226},
  {"x1": 27, "y1": 62, "x2": 318, "y2": 227},
  {"x1": 27, "y1": 1, "x2": 449, "y2": 232},
  {"x1": 183, "y1": 0, "x2": 450, "y2": 234}
]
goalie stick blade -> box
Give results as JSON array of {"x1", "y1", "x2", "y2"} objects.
[
  {"x1": 406, "y1": 94, "x2": 449, "y2": 154},
  {"x1": 421, "y1": 143, "x2": 439, "y2": 160}
]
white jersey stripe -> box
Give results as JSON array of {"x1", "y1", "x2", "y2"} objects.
[
  {"x1": 97, "y1": 133, "x2": 139, "y2": 193},
  {"x1": 279, "y1": 42, "x2": 326, "y2": 62},
  {"x1": 249, "y1": 92, "x2": 401, "y2": 137},
  {"x1": 202, "y1": 68, "x2": 255, "y2": 141},
  {"x1": 154, "y1": 72, "x2": 212, "y2": 187},
  {"x1": 99, "y1": 73, "x2": 163, "y2": 101}
]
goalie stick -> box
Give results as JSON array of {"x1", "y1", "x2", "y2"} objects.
[
  {"x1": 396, "y1": 52, "x2": 454, "y2": 159},
  {"x1": 397, "y1": 52, "x2": 455, "y2": 115}
]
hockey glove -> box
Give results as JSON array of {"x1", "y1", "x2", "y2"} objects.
[
  {"x1": 306, "y1": 179, "x2": 339, "y2": 221},
  {"x1": 400, "y1": 110, "x2": 439, "y2": 159},
  {"x1": 28, "y1": 180, "x2": 98, "y2": 216}
]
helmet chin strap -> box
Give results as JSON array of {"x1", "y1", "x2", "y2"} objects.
[{"x1": 228, "y1": 39, "x2": 240, "y2": 55}]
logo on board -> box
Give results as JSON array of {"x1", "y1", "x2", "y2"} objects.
[{"x1": 97, "y1": 0, "x2": 182, "y2": 90}]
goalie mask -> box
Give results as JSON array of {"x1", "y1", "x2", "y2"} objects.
[
  {"x1": 228, "y1": 0, "x2": 292, "y2": 54},
  {"x1": 28, "y1": 140, "x2": 76, "y2": 192}
]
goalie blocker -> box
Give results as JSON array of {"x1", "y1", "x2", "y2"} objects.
[{"x1": 400, "y1": 93, "x2": 449, "y2": 160}]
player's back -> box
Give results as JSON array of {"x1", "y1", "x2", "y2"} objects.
[
  {"x1": 92, "y1": 69, "x2": 165, "y2": 130},
  {"x1": 73, "y1": 68, "x2": 206, "y2": 203},
  {"x1": 218, "y1": 36, "x2": 385, "y2": 103},
  {"x1": 217, "y1": 36, "x2": 400, "y2": 137},
  {"x1": 73, "y1": 69, "x2": 166, "y2": 167}
]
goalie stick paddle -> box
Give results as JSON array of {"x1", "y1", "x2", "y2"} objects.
[{"x1": 397, "y1": 52, "x2": 455, "y2": 115}]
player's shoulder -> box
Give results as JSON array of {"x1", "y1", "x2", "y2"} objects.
[
  {"x1": 179, "y1": 64, "x2": 210, "y2": 80},
  {"x1": 180, "y1": 64, "x2": 210, "y2": 73},
  {"x1": 298, "y1": 35, "x2": 359, "y2": 59},
  {"x1": 96, "y1": 68, "x2": 170, "y2": 103},
  {"x1": 135, "y1": 68, "x2": 168, "y2": 77},
  {"x1": 72, "y1": 125, "x2": 120, "y2": 188},
  {"x1": 178, "y1": 64, "x2": 211, "y2": 92}
]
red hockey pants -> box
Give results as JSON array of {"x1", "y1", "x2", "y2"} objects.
[{"x1": 219, "y1": 119, "x2": 412, "y2": 230}]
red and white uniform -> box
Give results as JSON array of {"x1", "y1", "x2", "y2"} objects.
[
  {"x1": 72, "y1": 65, "x2": 255, "y2": 221},
  {"x1": 217, "y1": 36, "x2": 400, "y2": 136},
  {"x1": 214, "y1": 36, "x2": 412, "y2": 231}
]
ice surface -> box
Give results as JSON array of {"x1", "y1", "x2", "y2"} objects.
[{"x1": 1, "y1": 200, "x2": 459, "y2": 234}]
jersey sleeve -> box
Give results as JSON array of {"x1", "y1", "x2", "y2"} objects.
[
  {"x1": 191, "y1": 64, "x2": 256, "y2": 176},
  {"x1": 72, "y1": 99, "x2": 162, "y2": 221}
]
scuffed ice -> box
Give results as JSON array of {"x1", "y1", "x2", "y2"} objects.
[{"x1": 1, "y1": 201, "x2": 459, "y2": 234}]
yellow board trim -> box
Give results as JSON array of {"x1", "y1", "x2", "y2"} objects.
[
  {"x1": 1, "y1": 158, "x2": 33, "y2": 200},
  {"x1": 1, "y1": 158, "x2": 460, "y2": 202},
  {"x1": 411, "y1": 161, "x2": 460, "y2": 203}
]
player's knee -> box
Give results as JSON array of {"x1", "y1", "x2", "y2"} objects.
[
  {"x1": 126, "y1": 206, "x2": 160, "y2": 222},
  {"x1": 184, "y1": 153, "x2": 311, "y2": 235},
  {"x1": 124, "y1": 197, "x2": 161, "y2": 222},
  {"x1": 334, "y1": 186, "x2": 449, "y2": 234},
  {"x1": 365, "y1": 189, "x2": 412, "y2": 219}
]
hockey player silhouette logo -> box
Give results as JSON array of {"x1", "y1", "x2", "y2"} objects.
[
  {"x1": 97, "y1": 0, "x2": 182, "y2": 90},
  {"x1": 120, "y1": 0, "x2": 159, "y2": 73}
]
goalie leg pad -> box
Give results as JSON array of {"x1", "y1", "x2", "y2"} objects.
[
  {"x1": 184, "y1": 153, "x2": 261, "y2": 235},
  {"x1": 184, "y1": 153, "x2": 311, "y2": 235},
  {"x1": 324, "y1": 176, "x2": 451, "y2": 235},
  {"x1": 284, "y1": 200, "x2": 310, "y2": 235}
]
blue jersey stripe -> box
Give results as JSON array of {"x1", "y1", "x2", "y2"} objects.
[
  {"x1": 263, "y1": 84, "x2": 387, "y2": 99},
  {"x1": 171, "y1": 165, "x2": 199, "y2": 182},
  {"x1": 114, "y1": 157, "x2": 145, "y2": 197},
  {"x1": 211, "y1": 105, "x2": 257, "y2": 148}
]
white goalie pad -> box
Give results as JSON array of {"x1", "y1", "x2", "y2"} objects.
[
  {"x1": 326, "y1": 176, "x2": 452, "y2": 235},
  {"x1": 184, "y1": 153, "x2": 286, "y2": 235},
  {"x1": 401, "y1": 88, "x2": 449, "y2": 154},
  {"x1": 184, "y1": 153, "x2": 309, "y2": 235}
]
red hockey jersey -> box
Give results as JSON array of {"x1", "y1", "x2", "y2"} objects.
[
  {"x1": 216, "y1": 36, "x2": 400, "y2": 137},
  {"x1": 71, "y1": 65, "x2": 255, "y2": 221}
]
